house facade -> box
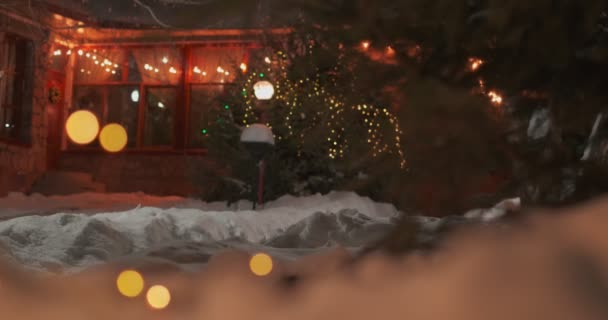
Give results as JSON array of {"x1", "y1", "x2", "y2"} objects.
[{"x1": 0, "y1": 4, "x2": 287, "y2": 196}]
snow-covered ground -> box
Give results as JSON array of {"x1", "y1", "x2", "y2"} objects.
[
  {"x1": 0, "y1": 191, "x2": 399, "y2": 272},
  {"x1": 2, "y1": 191, "x2": 606, "y2": 319}
]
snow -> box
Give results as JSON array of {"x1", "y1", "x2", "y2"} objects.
[
  {"x1": 0, "y1": 191, "x2": 400, "y2": 272},
  {"x1": 0, "y1": 190, "x2": 518, "y2": 274},
  {"x1": 240, "y1": 123, "x2": 275, "y2": 145},
  {"x1": 527, "y1": 108, "x2": 551, "y2": 140},
  {"x1": 581, "y1": 112, "x2": 604, "y2": 161},
  {"x1": 464, "y1": 197, "x2": 521, "y2": 222}
]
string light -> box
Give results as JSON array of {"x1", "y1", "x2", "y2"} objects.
[
  {"x1": 468, "y1": 57, "x2": 484, "y2": 71},
  {"x1": 68, "y1": 46, "x2": 179, "y2": 78},
  {"x1": 234, "y1": 50, "x2": 406, "y2": 168},
  {"x1": 488, "y1": 90, "x2": 503, "y2": 105}
]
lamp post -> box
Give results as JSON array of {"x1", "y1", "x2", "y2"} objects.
[{"x1": 240, "y1": 80, "x2": 275, "y2": 208}]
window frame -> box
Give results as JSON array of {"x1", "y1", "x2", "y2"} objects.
[
  {"x1": 68, "y1": 42, "x2": 257, "y2": 153},
  {"x1": 0, "y1": 31, "x2": 35, "y2": 147}
]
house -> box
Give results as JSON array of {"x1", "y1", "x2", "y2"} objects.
[{"x1": 0, "y1": 1, "x2": 289, "y2": 196}]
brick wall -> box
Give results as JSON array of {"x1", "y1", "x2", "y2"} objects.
[
  {"x1": 59, "y1": 152, "x2": 225, "y2": 197},
  {"x1": 0, "y1": 14, "x2": 51, "y2": 196}
]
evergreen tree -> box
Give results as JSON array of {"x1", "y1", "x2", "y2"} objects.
[{"x1": 281, "y1": 0, "x2": 608, "y2": 253}]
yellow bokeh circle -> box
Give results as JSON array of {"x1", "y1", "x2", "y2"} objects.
[
  {"x1": 65, "y1": 110, "x2": 99, "y2": 145},
  {"x1": 116, "y1": 270, "x2": 145, "y2": 298},
  {"x1": 249, "y1": 253, "x2": 273, "y2": 276},
  {"x1": 99, "y1": 123, "x2": 128, "y2": 153},
  {"x1": 146, "y1": 285, "x2": 171, "y2": 310}
]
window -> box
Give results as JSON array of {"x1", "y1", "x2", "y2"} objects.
[
  {"x1": 73, "y1": 86, "x2": 104, "y2": 116},
  {"x1": 75, "y1": 47, "x2": 123, "y2": 83},
  {"x1": 131, "y1": 47, "x2": 182, "y2": 84},
  {"x1": 0, "y1": 33, "x2": 34, "y2": 143},
  {"x1": 144, "y1": 87, "x2": 176, "y2": 146},
  {"x1": 70, "y1": 44, "x2": 252, "y2": 151},
  {"x1": 190, "y1": 46, "x2": 245, "y2": 83},
  {"x1": 107, "y1": 86, "x2": 139, "y2": 148}
]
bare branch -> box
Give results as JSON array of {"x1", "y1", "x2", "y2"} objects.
[
  {"x1": 157, "y1": 0, "x2": 207, "y2": 4},
  {"x1": 133, "y1": 0, "x2": 173, "y2": 28}
]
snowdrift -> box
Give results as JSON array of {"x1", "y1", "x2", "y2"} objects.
[{"x1": 0, "y1": 192, "x2": 399, "y2": 271}]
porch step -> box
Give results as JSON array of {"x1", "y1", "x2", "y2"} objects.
[{"x1": 30, "y1": 171, "x2": 107, "y2": 195}]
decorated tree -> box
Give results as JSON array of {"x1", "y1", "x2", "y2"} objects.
[{"x1": 199, "y1": 28, "x2": 408, "y2": 203}]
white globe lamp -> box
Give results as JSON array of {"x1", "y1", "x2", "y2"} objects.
[{"x1": 253, "y1": 80, "x2": 275, "y2": 100}]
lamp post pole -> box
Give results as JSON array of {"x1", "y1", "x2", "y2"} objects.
[{"x1": 251, "y1": 80, "x2": 275, "y2": 208}]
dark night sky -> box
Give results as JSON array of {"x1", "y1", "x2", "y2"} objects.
[{"x1": 42, "y1": 0, "x2": 297, "y2": 29}]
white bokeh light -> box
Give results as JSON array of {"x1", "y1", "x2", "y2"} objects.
[{"x1": 130, "y1": 90, "x2": 140, "y2": 103}]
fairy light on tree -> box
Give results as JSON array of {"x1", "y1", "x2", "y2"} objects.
[{"x1": 229, "y1": 49, "x2": 406, "y2": 168}]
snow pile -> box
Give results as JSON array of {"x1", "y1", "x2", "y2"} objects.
[
  {"x1": 0, "y1": 192, "x2": 399, "y2": 271},
  {"x1": 464, "y1": 197, "x2": 521, "y2": 222},
  {"x1": 240, "y1": 124, "x2": 275, "y2": 145},
  {"x1": 0, "y1": 191, "x2": 520, "y2": 272},
  {"x1": 527, "y1": 108, "x2": 551, "y2": 140}
]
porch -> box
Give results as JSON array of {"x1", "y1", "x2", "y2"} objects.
[{"x1": 45, "y1": 28, "x2": 281, "y2": 196}]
